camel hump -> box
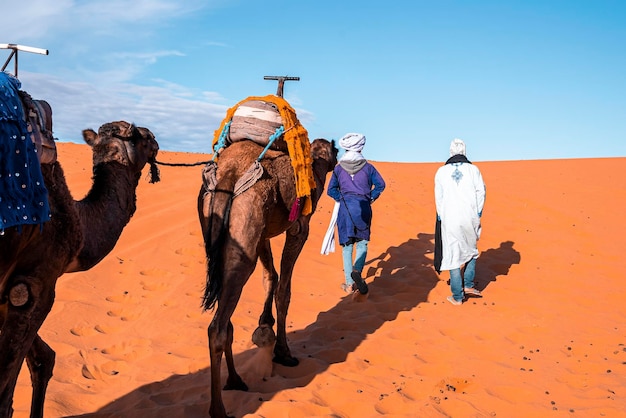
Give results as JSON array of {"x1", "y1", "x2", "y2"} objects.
[{"x1": 228, "y1": 100, "x2": 288, "y2": 152}]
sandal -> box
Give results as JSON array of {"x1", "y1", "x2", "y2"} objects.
[
  {"x1": 464, "y1": 287, "x2": 482, "y2": 296},
  {"x1": 447, "y1": 296, "x2": 462, "y2": 306},
  {"x1": 341, "y1": 283, "x2": 354, "y2": 294}
]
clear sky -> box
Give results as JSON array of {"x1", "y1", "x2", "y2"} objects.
[{"x1": 2, "y1": 0, "x2": 625, "y2": 162}]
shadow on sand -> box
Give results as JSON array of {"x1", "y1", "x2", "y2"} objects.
[
  {"x1": 68, "y1": 235, "x2": 522, "y2": 417},
  {"x1": 474, "y1": 240, "x2": 521, "y2": 292}
]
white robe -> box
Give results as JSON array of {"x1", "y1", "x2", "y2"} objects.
[{"x1": 434, "y1": 162, "x2": 486, "y2": 271}]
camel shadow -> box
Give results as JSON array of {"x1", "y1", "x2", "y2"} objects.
[
  {"x1": 68, "y1": 233, "x2": 440, "y2": 417},
  {"x1": 474, "y1": 241, "x2": 521, "y2": 292}
]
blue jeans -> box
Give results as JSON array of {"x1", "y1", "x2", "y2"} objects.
[
  {"x1": 449, "y1": 257, "x2": 477, "y2": 302},
  {"x1": 342, "y1": 240, "x2": 369, "y2": 285}
]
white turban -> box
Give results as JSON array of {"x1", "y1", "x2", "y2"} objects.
[
  {"x1": 449, "y1": 138, "x2": 466, "y2": 157},
  {"x1": 339, "y1": 133, "x2": 366, "y2": 152},
  {"x1": 339, "y1": 132, "x2": 366, "y2": 164}
]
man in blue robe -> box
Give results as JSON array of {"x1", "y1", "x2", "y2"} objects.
[{"x1": 327, "y1": 133, "x2": 385, "y2": 294}]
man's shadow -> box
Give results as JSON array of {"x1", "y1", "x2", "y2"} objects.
[
  {"x1": 474, "y1": 241, "x2": 521, "y2": 291},
  {"x1": 68, "y1": 233, "x2": 441, "y2": 417}
]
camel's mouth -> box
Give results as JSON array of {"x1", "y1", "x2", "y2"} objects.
[{"x1": 148, "y1": 145, "x2": 159, "y2": 162}]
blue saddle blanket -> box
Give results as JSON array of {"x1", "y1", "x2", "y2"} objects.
[{"x1": 0, "y1": 71, "x2": 51, "y2": 232}]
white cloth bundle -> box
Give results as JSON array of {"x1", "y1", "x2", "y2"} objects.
[{"x1": 320, "y1": 201, "x2": 340, "y2": 255}]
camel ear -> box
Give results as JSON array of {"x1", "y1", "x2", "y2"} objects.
[
  {"x1": 82, "y1": 129, "x2": 98, "y2": 147},
  {"x1": 119, "y1": 122, "x2": 137, "y2": 139}
]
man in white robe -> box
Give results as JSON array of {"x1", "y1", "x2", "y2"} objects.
[{"x1": 434, "y1": 138, "x2": 486, "y2": 305}]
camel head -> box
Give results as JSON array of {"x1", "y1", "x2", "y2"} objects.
[
  {"x1": 310, "y1": 138, "x2": 338, "y2": 172},
  {"x1": 82, "y1": 121, "x2": 160, "y2": 182}
]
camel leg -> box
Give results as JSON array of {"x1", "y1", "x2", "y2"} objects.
[
  {"x1": 222, "y1": 321, "x2": 247, "y2": 391},
  {"x1": 252, "y1": 240, "x2": 278, "y2": 348},
  {"x1": 208, "y1": 312, "x2": 248, "y2": 418},
  {"x1": 25, "y1": 335, "x2": 55, "y2": 418},
  {"x1": 0, "y1": 304, "x2": 14, "y2": 418},
  {"x1": 0, "y1": 275, "x2": 55, "y2": 418},
  {"x1": 207, "y1": 250, "x2": 256, "y2": 418},
  {"x1": 273, "y1": 219, "x2": 310, "y2": 367},
  {"x1": 207, "y1": 315, "x2": 230, "y2": 418}
]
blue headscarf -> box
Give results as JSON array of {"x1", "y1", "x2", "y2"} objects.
[{"x1": 0, "y1": 71, "x2": 51, "y2": 232}]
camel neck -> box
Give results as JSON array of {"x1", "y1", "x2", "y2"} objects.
[{"x1": 68, "y1": 162, "x2": 140, "y2": 272}]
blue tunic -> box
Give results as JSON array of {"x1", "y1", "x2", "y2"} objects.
[
  {"x1": 326, "y1": 162, "x2": 385, "y2": 245},
  {"x1": 0, "y1": 72, "x2": 51, "y2": 232}
]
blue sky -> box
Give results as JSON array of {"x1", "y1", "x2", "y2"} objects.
[{"x1": 2, "y1": 0, "x2": 625, "y2": 162}]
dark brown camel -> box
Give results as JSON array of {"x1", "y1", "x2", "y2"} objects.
[
  {"x1": 197, "y1": 138, "x2": 338, "y2": 418},
  {"x1": 0, "y1": 120, "x2": 159, "y2": 418}
]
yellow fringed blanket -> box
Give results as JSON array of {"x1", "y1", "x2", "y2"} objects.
[{"x1": 211, "y1": 94, "x2": 316, "y2": 216}]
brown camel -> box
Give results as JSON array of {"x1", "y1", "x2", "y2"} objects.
[
  {"x1": 197, "y1": 138, "x2": 338, "y2": 418},
  {"x1": 0, "y1": 119, "x2": 159, "y2": 418}
]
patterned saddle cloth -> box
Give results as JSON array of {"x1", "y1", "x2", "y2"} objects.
[{"x1": 0, "y1": 71, "x2": 52, "y2": 231}]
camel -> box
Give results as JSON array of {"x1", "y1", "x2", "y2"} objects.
[
  {"x1": 0, "y1": 117, "x2": 159, "y2": 417},
  {"x1": 197, "y1": 138, "x2": 338, "y2": 418}
]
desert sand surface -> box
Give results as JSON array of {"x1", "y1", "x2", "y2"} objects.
[{"x1": 10, "y1": 142, "x2": 626, "y2": 417}]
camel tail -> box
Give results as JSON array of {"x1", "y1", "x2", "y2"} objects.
[{"x1": 202, "y1": 188, "x2": 234, "y2": 311}]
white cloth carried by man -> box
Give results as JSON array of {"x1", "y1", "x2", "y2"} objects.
[{"x1": 320, "y1": 201, "x2": 340, "y2": 255}]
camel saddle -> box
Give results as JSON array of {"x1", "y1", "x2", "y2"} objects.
[
  {"x1": 211, "y1": 94, "x2": 316, "y2": 218},
  {"x1": 227, "y1": 99, "x2": 288, "y2": 152},
  {"x1": 0, "y1": 71, "x2": 52, "y2": 230},
  {"x1": 18, "y1": 90, "x2": 57, "y2": 164}
]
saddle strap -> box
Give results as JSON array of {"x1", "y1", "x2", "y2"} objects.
[
  {"x1": 202, "y1": 161, "x2": 218, "y2": 194},
  {"x1": 19, "y1": 91, "x2": 57, "y2": 164}
]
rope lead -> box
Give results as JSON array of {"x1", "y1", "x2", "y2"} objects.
[{"x1": 257, "y1": 125, "x2": 285, "y2": 161}]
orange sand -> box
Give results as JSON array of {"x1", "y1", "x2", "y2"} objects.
[{"x1": 11, "y1": 143, "x2": 626, "y2": 417}]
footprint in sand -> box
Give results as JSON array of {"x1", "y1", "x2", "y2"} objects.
[
  {"x1": 100, "y1": 338, "x2": 152, "y2": 362},
  {"x1": 100, "y1": 360, "x2": 130, "y2": 376},
  {"x1": 138, "y1": 268, "x2": 170, "y2": 291},
  {"x1": 81, "y1": 364, "x2": 105, "y2": 381},
  {"x1": 175, "y1": 247, "x2": 204, "y2": 257},
  {"x1": 94, "y1": 324, "x2": 121, "y2": 334},
  {"x1": 162, "y1": 299, "x2": 178, "y2": 308},
  {"x1": 106, "y1": 307, "x2": 143, "y2": 321},
  {"x1": 139, "y1": 280, "x2": 169, "y2": 292},
  {"x1": 105, "y1": 292, "x2": 138, "y2": 303},
  {"x1": 81, "y1": 361, "x2": 130, "y2": 380},
  {"x1": 79, "y1": 350, "x2": 106, "y2": 381},
  {"x1": 69, "y1": 325, "x2": 98, "y2": 337},
  {"x1": 71, "y1": 323, "x2": 122, "y2": 336},
  {"x1": 186, "y1": 310, "x2": 204, "y2": 320},
  {"x1": 139, "y1": 268, "x2": 170, "y2": 277}
]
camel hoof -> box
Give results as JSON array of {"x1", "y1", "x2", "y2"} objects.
[
  {"x1": 273, "y1": 355, "x2": 299, "y2": 367},
  {"x1": 9, "y1": 283, "x2": 29, "y2": 307},
  {"x1": 223, "y1": 380, "x2": 248, "y2": 392},
  {"x1": 252, "y1": 325, "x2": 276, "y2": 348}
]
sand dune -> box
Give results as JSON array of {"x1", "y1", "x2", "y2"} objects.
[{"x1": 10, "y1": 142, "x2": 626, "y2": 417}]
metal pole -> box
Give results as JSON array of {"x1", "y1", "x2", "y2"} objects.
[
  {"x1": 1, "y1": 44, "x2": 49, "y2": 78},
  {"x1": 263, "y1": 75, "x2": 300, "y2": 97}
]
